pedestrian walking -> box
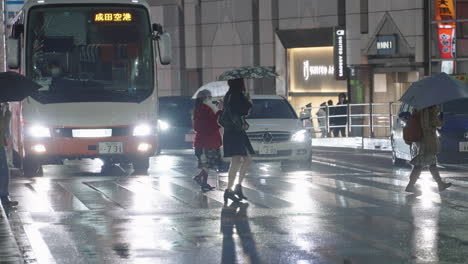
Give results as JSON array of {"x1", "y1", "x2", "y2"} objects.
[
  {"x1": 192, "y1": 89, "x2": 222, "y2": 192},
  {"x1": 221, "y1": 78, "x2": 254, "y2": 204},
  {"x1": 332, "y1": 93, "x2": 348, "y2": 137},
  {"x1": 405, "y1": 105, "x2": 452, "y2": 193},
  {"x1": 0, "y1": 103, "x2": 18, "y2": 207},
  {"x1": 316, "y1": 102, "x2": 327, "y2": 137}
]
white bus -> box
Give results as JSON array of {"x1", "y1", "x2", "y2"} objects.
[{"x1": 6, "y1": 0, "x2": 171, "y2": 176}]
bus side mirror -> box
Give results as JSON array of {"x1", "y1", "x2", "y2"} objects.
[
  {"x1": 7, "y1": 38, "x2": 20, "y2": 69},
  {"x1": 157, "y1": 32, "x2": 172, "y2": 65}
]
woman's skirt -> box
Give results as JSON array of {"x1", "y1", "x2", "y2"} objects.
[
  {"x1": 195, "y1": 148, "x2": 222, "y2": 169},
  {"x1": 223, "y1": 129, "x2": 255, "y2": 157}
]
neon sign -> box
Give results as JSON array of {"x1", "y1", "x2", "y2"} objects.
[{"x1": 93, "y1": 12, "x2": 133, "y2": 22}]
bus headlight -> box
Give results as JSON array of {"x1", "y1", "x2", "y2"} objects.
[
  {"x1": 133, "y1": 124, "x2": 153, "y2": 136},
  {"x1": 291, "y1": 129, "x2": 308, "y2": 142},
  {"x1": 29, "y1": 125, "x2": 51, "y2": 138}
]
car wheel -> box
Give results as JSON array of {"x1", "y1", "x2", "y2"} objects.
[
  {"x1": 391, "y1": 138, "x2": 406, "y2": 167},
  {"x1": 133, "y1": 157, "x2": 150, "y2": 175},
  {"x1": 23, "y1": 157, "x2": 42, "y2": 177}
]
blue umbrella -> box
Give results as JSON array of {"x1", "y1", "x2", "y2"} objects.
[{"x1": 399, "y1": 72, "x2": 468, "y2": 110}]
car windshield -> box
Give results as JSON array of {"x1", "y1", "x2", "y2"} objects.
[
  {"x1": 443, "y1": 98, "x2": 468, "y2": 115},
  {"x1": 159, "y1": 97, "x2": 194, "y2": 127},
  {"x1": 247, "y1": 99, "x2": 297, "y2": 119},
  {"x1": 26, "y1": 5, "x2": 154, "y2": 104}
]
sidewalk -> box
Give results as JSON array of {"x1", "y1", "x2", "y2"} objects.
[
  {"x1": 311, "y1": 137, "x2": 391, "y2": 151},
  {"x1": 0, "y1": 171, "x2": 24, "y2": 263}
]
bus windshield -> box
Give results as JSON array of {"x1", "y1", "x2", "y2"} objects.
[{"x1": 26, "y1": 5, "x2": 154, "y2": 104}]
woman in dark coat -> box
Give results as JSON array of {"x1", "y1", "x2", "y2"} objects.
[
  {"x1": 192, "y1": 89, "x2": 222, "y2": 191},
  {"x1": 222, "y1": 79, "x2": 255, "y2": 203}
]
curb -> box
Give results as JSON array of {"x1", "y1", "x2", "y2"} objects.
[{"x1": 0, "y1": 200, "x2": 24, "y2": 263}]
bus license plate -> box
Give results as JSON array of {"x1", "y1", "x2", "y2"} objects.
[
  {"x1": 99, "y1": 142, "x2": 123, "y2": 154},
  {"x1": 259, "y1": 145, "x2": 277, "y2": 155},
  {"x1": 460, "y1": 142, "x2": 468, "y2": 152}
]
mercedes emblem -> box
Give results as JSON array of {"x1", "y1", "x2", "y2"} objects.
[{"x1": 262, "y1": 132, "x2": 273, "y2": 143}]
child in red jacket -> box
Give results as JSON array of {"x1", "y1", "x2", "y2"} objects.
[{"x1": 192, "y1": 90, "x2": 222, "y2": 191}]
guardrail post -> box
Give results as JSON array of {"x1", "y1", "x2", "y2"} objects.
[
  {"x1": 369, "y1": 102, "x2": 375, "y2": 138},
  {"x1": 325, "y1": 106, "x2": 329, "y2": 136},
  {"x1": 389, "y1": 102, "x2": 393, "y2": 138},
  {"x1": 347, "y1": 104, "x2": 351, "y2": 135}
]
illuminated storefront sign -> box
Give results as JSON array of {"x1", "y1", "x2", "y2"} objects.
[
  {"x1": 303, "y1": 61, "x2": 334, "y2": 80},
  {"x1": 289, "y1": 47, "x2": 346, "y2": 93},
  {"x1": 93, "y1": 12, "x2": 133, "y2": 22},
  {"x1": 376, "y1": 35, "x2": 397, "y2": 55},
  {"x1": 334, "y1": 27, "x2": 347, "y2": 80}
]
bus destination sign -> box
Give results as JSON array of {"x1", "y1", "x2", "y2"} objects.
[{"x1": 93, "y1": 12, "x2": 133, "y2": 23}]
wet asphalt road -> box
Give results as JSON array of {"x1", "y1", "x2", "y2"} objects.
[{"x1": 6, "y1": 147, "x2": 468, "y2": 264}]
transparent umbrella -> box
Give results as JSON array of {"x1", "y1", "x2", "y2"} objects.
[
  {"x1": 399, "y1": 72, "x2": 468, "y2": 109},
  {"x1": 192, "y1": 81, "x2": 229, "y2": 99}
]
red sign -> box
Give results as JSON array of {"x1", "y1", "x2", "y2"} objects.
[{"x1": 438, "y1": 27, "x2": 455, "y2": 59}]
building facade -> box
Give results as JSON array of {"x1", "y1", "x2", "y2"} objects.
[{"x1": 149, "y1": 0, "x2": 428, "y2": 114}]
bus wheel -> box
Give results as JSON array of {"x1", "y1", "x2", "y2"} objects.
[
  {"x1": 132, "y1": 157, "x2": 149, "y2": 175},
  {"x1": 23, "y1": 157, "x2": 42, "y2": 177}
]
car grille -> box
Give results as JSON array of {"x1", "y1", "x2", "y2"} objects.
[
  {"x1": 247, "y1": 131, "x2": 291, "y2": 143},
  {"x1": 254, "y1": 150, "x2": 292, "y2": 157}
]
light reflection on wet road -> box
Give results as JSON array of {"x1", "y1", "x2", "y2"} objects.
[{"x1": 6, "y1": 147, "x2": 468, "y2": 264}]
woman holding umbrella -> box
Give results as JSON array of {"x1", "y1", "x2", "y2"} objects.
[
  {"x1": 222, "y1": 79, "x2": 255, "y2": 204},
  {"x1": 405, "y1": 105, "x2": 451, "y2": 193}
]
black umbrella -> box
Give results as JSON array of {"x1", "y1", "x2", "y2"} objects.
[{"x1": 0, "y1": 71, "x2": 41, "y2": 102}]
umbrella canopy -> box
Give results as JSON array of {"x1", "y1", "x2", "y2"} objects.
[
  {"x1": 192, "y1": 81, "x2": 229, "y2": 99},
  {"x1": 218, "y1": 66, "x2": 277, "y2": 81},
  {"x1": 399, "y1": 72, "x2": 468, "y2": 110},
  {"x1": 0, "y1": 72, "x2": 41, "y2": 102}
]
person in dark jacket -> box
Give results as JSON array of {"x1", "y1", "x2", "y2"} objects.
[
  {"x1": 331, "y1": 93, "x2": 348, "y2": 137},
  {"x1": 192, "y1": 90, "x2": 222, "y2": 192},
  {"x1": 222, "y1": 78, "x2": 255, "y2": 204}
]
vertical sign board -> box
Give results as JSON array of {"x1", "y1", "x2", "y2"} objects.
[
  {"x1": 334, "y1": 27, "x2": 347, "y2": 80},
  {"x1": 435, "y1": 0, "x2": 456, "y2": 59}
]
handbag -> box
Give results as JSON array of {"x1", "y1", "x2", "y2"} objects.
[{"x1": 218, "y1": 95, "x2": 245, "y2": 131}]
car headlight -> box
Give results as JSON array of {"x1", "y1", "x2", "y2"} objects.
[
  {"x1": 158, "y1": 120, "x2": 170, "y2": 131},
  {"x1": 133, "y1": 124, "x2": 153, "y2": 136},
  {"x1": 291, "y1": 129, "x2": 309, "y2": 142},
  {"x1": 29, "y1": 125, "x2": 51, "y2": 138}
]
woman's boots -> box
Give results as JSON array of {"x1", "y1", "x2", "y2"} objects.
[
  {"x1": 234, "y1": 184, "x2": 248, "y2": 200},
  {"x1": 223, "y1": 184, "x2": 248, "y2": 204},
  {"x1": 201, "y1": 173, "x2": 215, "y2": 192},
  {"x1": 224, "y1": 189, "x2": 240, "y2": 204}
]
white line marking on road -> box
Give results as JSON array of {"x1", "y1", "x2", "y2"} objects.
[{"x1": 20, "y1": 213, "x2": 56, "y2": 264}]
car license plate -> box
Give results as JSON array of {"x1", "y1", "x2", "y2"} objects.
[
  {"x1": 460, "y1": 142, "x2": 468, "y2": 152},
  {"x1": 99, "y1": 142, "x2": 123, "y2": 154},
  {"x1": 259, "y1": 145, "x2": 277, "y2": 155},
  {"x1": 185, "y1": 134, "x2": 194, "y2": 142}
]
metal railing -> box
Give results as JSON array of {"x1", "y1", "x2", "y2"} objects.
[{"x1": 301, "y1": 102, "x2": 402, "y2": 138}]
